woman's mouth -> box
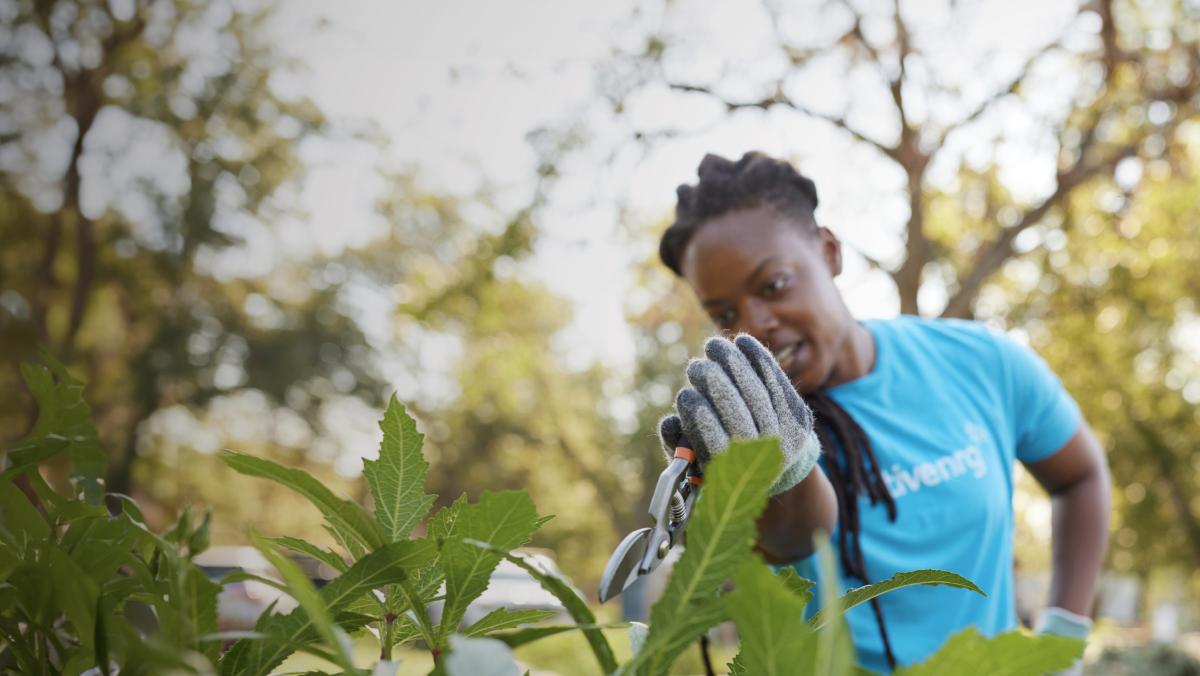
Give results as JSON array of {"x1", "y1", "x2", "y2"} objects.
[{"x1": 772, "y1": 341, "x2": 805, "y2": 371}]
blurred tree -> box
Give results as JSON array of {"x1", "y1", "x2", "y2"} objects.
[
  {"x1": 999, "y1": 145, "x2": 1200, "y2": 574},
  {"x1": 0, "y1": 0, "x2": 631, "y2": 582},
  {"x1": 0, "y1": 0, "x2": 385, "y2": 499},
  {"x1": 603, "y1": 0, "x2": 1199, "y2": 316}
]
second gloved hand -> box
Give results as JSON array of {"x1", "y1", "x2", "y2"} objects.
[{"x1": 659, "y1": 333, "x2": 822, "y2": 496}]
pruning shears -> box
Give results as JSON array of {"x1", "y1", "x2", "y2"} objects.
[{"x1": 598, "y1": 442, "x2": 703, "y2": 603}]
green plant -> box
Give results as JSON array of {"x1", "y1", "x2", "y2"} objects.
[
  {"x1": 1, "y1": 352, "x2": 223, "y2": 674},
  {"x1": 216, "y1": 398, "x2": 1089, "y2": 672},
  {"x1": 2, "y1": 355, "x2": 1087, "y2": 675}
]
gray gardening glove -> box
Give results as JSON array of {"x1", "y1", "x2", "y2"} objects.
[
  {"x1": 658, "y1": 333, "x2": 822, "y2": 496},
  {"x1": 1035, "y1": 607, "x2": 1091, "y2": 676}
]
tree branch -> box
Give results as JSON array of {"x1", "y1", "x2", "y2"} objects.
[
  {"x1": 940, "y1": 140, "x2": 1137, "y2": 318},
  {"x1": 667, "y1": 81, "x2": 902, "y2": 163},
  {"x1": 936, "y1": 39, "x2": 1062, "y2": 148}
]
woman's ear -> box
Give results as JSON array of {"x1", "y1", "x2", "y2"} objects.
[{"x1": 817, "y1": 226, "x2": 843, "y2": 277}]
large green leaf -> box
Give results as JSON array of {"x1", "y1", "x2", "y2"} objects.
[
  {"x1": 175, "y1": 565, "x2": 221, "y2": 662},
  {"x1": 219, "y1": 539, "x2": 434, "y2": 676},
  {"x1": 463, "y1": 608, "x2": 557, "y2": 637},
  {"x1": 894, "y1": 628, "x2": 1084, "y2": 676},
  {"x1": 251, "y1": 533, "x2": 357, "y2": 675},
  {"x1": 808, "y1": 569, "x2": 985, "y2": 629},
  {"x1": 266, "y1": 535, "x2": 348, "y2": 573},
  {"x1": 364, "y1": 396, "x2": 437, "y2": 542},
  {"x1": 459, "y1": 540, "x2": 618, "y2": 673},
  {"x1": 776, "y1": 567, "x2": 814, "y2": 606},
  {"x1": 436, "y1": 491, "x2": 550, "y2": 637},
  {"x1": 624, "y1": 437, "x2": 782, "y2": 676},
  {"x1": 221, "y1": 451, "x2": 383, "y2": 555},
  {"x1": 725, "y1": 557, "x2": 818, "y2": 676}
]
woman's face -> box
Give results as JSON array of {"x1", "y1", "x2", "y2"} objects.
[{"x1": 679, "y1": 206, "x2": 853, "y2": 393}]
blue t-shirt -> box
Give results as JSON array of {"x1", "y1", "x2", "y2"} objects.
[{"x1": 784, "y1": 316, "x2": 1080, "y2": 673}]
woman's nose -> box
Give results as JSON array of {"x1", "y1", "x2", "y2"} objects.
[{"x1": 742, "y1": 300, "x2": 779, "y2": 343}]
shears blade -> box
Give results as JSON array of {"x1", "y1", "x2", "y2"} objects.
[
  {"x1": 597, "y1": 526, "x2": 652, "y2": 603},
  {"x1": 598, "y1": 444, "x2": 701, "y2": 604}
]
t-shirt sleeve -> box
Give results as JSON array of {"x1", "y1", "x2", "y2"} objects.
[{"x1": 991, "y1": 331, "x2": 1081, "y2": 464}]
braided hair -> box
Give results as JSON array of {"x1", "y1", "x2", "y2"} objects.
[{"x1": 661, "y1": 151, "x2": 900, "y2": 669}]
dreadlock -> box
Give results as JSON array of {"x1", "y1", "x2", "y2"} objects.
[{"x1": 660, "y1": 151, "x2": 900, "y2": 669}]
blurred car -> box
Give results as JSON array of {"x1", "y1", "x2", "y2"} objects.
[
  {"x1": 194, "y1": 546, "x2": 338, "y2": 631},
  {"x1": 429, "y1": 550, "x2": 577, "y2": 627}
]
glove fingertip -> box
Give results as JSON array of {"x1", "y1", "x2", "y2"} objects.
[
  {"x1": 659, "y1": 415, "x2": 683, "y2": 447},
  {"x1": 702, "y1": 334, "x2": 736, "y2": 362},
  {"x1": 733, "y1": 333, "x2": 773, "y2": 362}
]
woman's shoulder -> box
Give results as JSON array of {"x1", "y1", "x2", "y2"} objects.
[{"x1": 867, "y1": 315, "x2": 1001, "y2": 357}]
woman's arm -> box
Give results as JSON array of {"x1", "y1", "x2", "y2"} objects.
[
  {"x1": 1025, "y1": 422, "x2": 1112, "y2": 616},
  {"x1": 754, "y1": 465, "x2": 839, "y2": 564}
]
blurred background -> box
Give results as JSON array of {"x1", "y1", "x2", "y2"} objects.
[{"x1": 1, "y1": 0, "x2": 1198, "y2": 670}]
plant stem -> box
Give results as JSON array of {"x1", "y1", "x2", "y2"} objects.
[
  {"x1": 699, "y1": 634, "x2": 715, "y2": 676},
  {"x1": 396, "y1": 578, "x2": 439, "y2": 650},
  {"x1": 380, "y1": 618, "x2": 392, "y2": 661}
]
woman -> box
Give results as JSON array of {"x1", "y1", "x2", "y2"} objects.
[{"x1": 655, "y1": 151, "x2": 1111, "y2": 672}]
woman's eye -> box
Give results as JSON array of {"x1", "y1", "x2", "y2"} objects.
[
  {"x1": 712, "y1": 310, "x2": 735, "y2": 327},
  {"x1": 764, "y1": 275, "x2": 788, "y2": 295}
]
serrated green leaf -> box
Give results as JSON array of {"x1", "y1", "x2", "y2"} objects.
[
  {"x1": 625, "y1": 437, "x2": 782, "y2": 676},
  {"x1": 17, "y1": 352, "x2": 106, "y2": 503},
  {"x1": 267, "y1": 536, "x2": 348, "y2": 573},
  {"x1": 894, "y1": 628, "x2": 1084, "y2": 676},
  {"x1": 463, "y1": 609, "x2": 557, "y2": 637},
  {"x1": 455, "y1": 538, "x2": 616, "y2": 673},
  {"x1": 384, "y1": 614, "x2": 425, "y2": 648},
  {"x1": 808, "y1": 569, "x2": 985, "y2": 629},
  {"x1": 727, "y1": 651, "x2": 747, "y2": 676},
  {"x1": 776, "y1": 567, "x2": 814, "y2": 606},
  {"x1": 251, "y1": 533, "x2": 357, "y2": 675},
  {"x1": 1, "y1": 436, "x2": 69, "y2": 479},
  {"x1": 436, "y1": 491, "x2": 550, "y2": 637},
  {"x1": 219, "y1": 539, "x2": 434, "y2": 676},
  {"x1": 725, "y1": 557, "x2": 818, "y2": 676},
  {"x1": 365, "y1": 396, "x2": 437, "y2": 542},
  {"x1": 222, "y1": 450, "x2": 383, "y2": 555}
]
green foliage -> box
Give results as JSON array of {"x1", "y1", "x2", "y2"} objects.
[
  {"x1": 622, "y1": 438, "x2": 782, "y2": 675},
  {"x1": 434, "y1": 492, "x2": 551, "y2": 634},
  {"x1": 1092, "y1": 642, "x2": 1200, "y2": 676},
  {"x1": 365, "y1": 396, "x2": 438, "y2": 543},
  {"x1": 221, "y1": 451, "x2": 384, "y2": 557},
  {"x1": 725, "y1": 556, "x2": 819, "y2": 675},
  {"x1": 8, "y1": 351, "x2": 105, "y2": 503},
  {"x1": 1, "y1": 356, "x2": 222, "y2": 674},
  {"x1": 219, "y1": 398, "x2": 597, "y2": 674},
  {"x1": 457, "y1": 541, "x2": 619, "y2": 672},
  {"x1": 808, "y1": 569, "x2": 984, "y2": 629},
  {"x1": 893, "y1": 628, "x2": 1082, "y2": 676},
  {"x1": 617, "y1": 438, "x2": 1080, "y2": 676},
  {"x1": 5, "y1": 355, "x2": 1085, "y2": 676}
]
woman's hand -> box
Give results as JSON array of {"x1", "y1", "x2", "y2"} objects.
[{"x1": 658, "y1": 333, "x2": 822, "y2": 496}]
